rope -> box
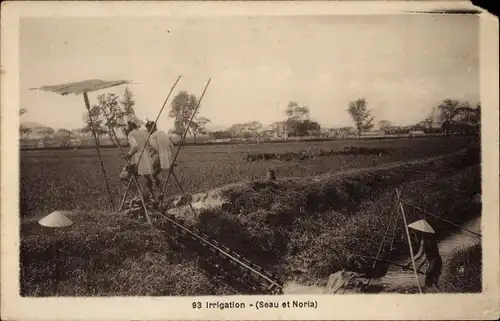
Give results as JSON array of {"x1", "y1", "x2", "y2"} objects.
[
  {"x1": 363, "y1": 202, "x2": 399, "y2": 288},
  {"x1": 399, "y1": 199, "x2": 482, "y2": 238}
]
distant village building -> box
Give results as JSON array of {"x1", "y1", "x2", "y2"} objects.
[
  {"x1": 36, "y1": 139, "x2": 45, "y2": 149},
  {"x1": 409, "y1": 130, "x2": 426, "y2": 137},
  {"x1": 320, "y1": 128, "x2": 336, "y2": 138},
  {"x1": 306, "y1": 127, "x2": 321, "y2": 137},
  {"x1": 272, "y1": 122, "x2": 288, "y2": 139},
  {"x1": 334, "y1": 127, "x2": 357, "y2": 138},
  {"x1": 20, "y1": 138, "x2": 40, "y2": 149},
  {"x1": 360, "y1": 130, "x2": 385, "y2": 137}
]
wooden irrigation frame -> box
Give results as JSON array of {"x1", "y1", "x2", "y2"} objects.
[
  {"x1": 118, "y1": 77, "x2": 212, "y2": 223},
  {"x1": 357, "y1": 187, "x2": 482, "y2": 294}
]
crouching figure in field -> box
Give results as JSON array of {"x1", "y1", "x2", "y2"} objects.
[{"x1": 402, "y1": 219, "x2": 442, "y2": 290}]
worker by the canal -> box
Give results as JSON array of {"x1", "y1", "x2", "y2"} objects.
[
  {"x1": 123, "y1": 115, "x2": 156, "y2": 204},
  {"x1": 402, "y1": 219, "x2": 442, "y2": 290},
  {"x1": 145, "y1": 120, "x2": 174, "y2": 197}
]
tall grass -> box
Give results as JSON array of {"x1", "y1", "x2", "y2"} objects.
[{"x1": 441, "y1": 244, "x2": 482, "y2": 293}]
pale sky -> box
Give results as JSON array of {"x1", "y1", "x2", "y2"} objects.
[{"x1": 20, "y1": 15, "x2": 479, "y2": 131}]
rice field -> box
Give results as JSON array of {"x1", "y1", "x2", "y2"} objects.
[
  {"x1": 20, "y1": 139, "x2": 482, "y2": 296},
  {"x1": 20, "y1": 136, "x2": 478, "y2": 219}
]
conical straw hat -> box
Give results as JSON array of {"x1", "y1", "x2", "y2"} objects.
[
  {"x1": 408, "y1": 219, "x2": 435, "y2": 234},
  {"x1": 38, "y1": 211, "x2": 73, "y2": 228}
]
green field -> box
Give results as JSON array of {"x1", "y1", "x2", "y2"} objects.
[
  {"x1": 20, "y1": 136, "x2": 477, "y2": 219},
  {"x1": 20, "y1": 135, "x2": 482, "y2": 296}
]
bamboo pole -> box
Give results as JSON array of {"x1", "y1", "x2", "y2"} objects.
[
  {"x1": 355, "y1": 255, "x2": 425, "y2": 274},
  {"x1": 159, "y1": 78, "x2": 212, "y2": 203},
  {"x1": 396, "y1": 188, "x2": 423, "y2": 294},
  {"x1": 119, "y1": 177, "x2": 133, "y2": 210},
  {"x1": 118, "y1": 75, "x2": 182, "y2": 211},
  {"x1": 399, "y1": 199, "x2": 482, "y2": 238},
  {"x1": 83, "y1": 92, "x2": 116, "y2": 211},
  {"x1": 364, "y1": 202, "x2": 399, "y2": 288}
]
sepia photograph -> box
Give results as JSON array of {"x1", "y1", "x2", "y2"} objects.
[{"x1": 2, "y1": 1, "x2": 499, "y2": 320}]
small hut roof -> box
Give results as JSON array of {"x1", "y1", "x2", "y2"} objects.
[{"x1": 30, "y1": 79, "x2": 132, "y2": 96}]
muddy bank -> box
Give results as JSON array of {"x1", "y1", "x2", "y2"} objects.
[{"x1": 242, "y1": 146, "x2": 393, "y2": 162}]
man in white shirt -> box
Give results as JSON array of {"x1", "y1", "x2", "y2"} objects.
[
  {"x1": 145, "y1": 120, "x2": 174, "y2": 194},
  {"x1": 123, "y1": 116, "x2": 156, "y2": 203}
]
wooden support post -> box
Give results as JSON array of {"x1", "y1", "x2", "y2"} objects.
[
  {"x1": 83, "y1": 92, "x2": 116, "y2": 212},
  {"x1": 119, "y1": 178, "x2": 133, "y2": 211},
  {"x1": 131, "y1": 175, "x2": 153, "y2": 226},
  {"x1": 396, "y1": 188, "x2": 423, "y2": 294}
]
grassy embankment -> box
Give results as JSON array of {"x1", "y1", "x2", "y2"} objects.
[{"x1": 20, "y1": 146, "x2": 481, "y2": 296}]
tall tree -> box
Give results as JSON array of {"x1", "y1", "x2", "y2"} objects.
[
  {"x1": 190, "y1": 116, "x2": 211, "y2": 141},
  {"x1": 169, "y1": 91, "x2": 210, "y2": 140},
  {"x1": 82, "y1": 98, "x2": 111, "y2": 144},
  {"x1": 284, "y1": 101, "x2": 319, "y2": 136},
  {"x1": 424, "y1": 117, "x2": 434, "y2": 129},
  {"x1": 82, "y1": 89, "x2": 136, "y2": 146},
  {"x1": 35, "y1": 126, "x2": 55, "y2": 146},
  {"x1": 437, "y1": 99, "x2": 461, "y2": 122},
  {"x1": 54, "y1": 128, "x2": 72, "y2": 148},
  {"x1": 286, "y1": 101, "x2": 310, "y2": 121},
  {"x1": 120, "y1": 87, "x2": 136, "y2": 116},
  {"x1": 378, "y1": 120, "x2": 392, "y2": 132},
  {"x1": 347, "y1": 98, "x2": 374, "y2": 137},
  {"x1": 169, "y1": 91, "x2": 198, "y2": 136}
]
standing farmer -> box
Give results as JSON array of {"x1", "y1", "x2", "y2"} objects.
[
  {"x1": 402, "y1": 219, "x2": 442, "y2": 290},
  {"x1": 123, "y1": 115, "x2": 156, "y2": 204},
  {"x1": 145, "y1": 120, "x2": 174, "y2": 196}
]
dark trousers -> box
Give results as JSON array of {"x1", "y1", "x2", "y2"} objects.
[{"x1": 425, "y1": 256, "x2": 443, "y2": 287}]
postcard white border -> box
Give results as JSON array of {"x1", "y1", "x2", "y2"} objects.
[{"x1": 1, "y1": 1, "x2": 499, "y2": 320}]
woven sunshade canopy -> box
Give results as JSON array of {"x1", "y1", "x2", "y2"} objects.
[{"x1": 29, "y1": 79, "x2": 133, "y2": 96}]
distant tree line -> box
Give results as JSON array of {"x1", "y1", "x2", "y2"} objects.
[
  {"x1": 346, "y1": 97, "x2": 480, "y2": 136},
  {"x1": 20, "y1": 90, "x2": 481, "y2": 149}
]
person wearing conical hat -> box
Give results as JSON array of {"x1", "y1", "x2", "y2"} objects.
[
  {"x1": 402, "y1": 219, "x2": 442, "y2": 290},
  {"x1": 123, "y1": 115, "x2": 156, "y2": 203}
]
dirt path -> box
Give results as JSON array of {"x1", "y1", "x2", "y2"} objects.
[{"x1": 282, "y1": 215, "x2": 482, "y2": 294}]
